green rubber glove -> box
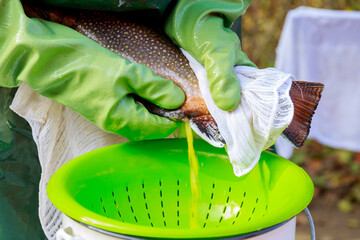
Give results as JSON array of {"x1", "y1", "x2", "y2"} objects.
[
  {"x1": 165, "y1": 0, "x2": 256, "y2": 111},
  {"x1": 30, "y1": 0, "x2": 172, "y2": 14},
  {"x1": 0, "y1": 0, "x2": 185, "y2": 141}
]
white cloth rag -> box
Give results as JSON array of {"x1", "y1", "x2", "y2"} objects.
[
  {"x1": 275, "y1": 7, "x2": 360, "y2": 158},
  {"x1": 182, "y1": 50, "x2": 294, "y2": 177}
]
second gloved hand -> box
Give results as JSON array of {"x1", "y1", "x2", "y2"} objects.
[
  {"x1": 165, "y1": 0, "x2": 257, "y2": 111},
  {"x1": 0, "y1": 0, "x2": 185, "y2": 141}
]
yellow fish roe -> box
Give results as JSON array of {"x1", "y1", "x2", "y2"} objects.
[{"x1": 185, "y1": 120, "x2": 200, "y2": 228}]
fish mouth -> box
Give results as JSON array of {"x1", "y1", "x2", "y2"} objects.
[
  {"x1": 190, "y1": 116, "x2": 225, "y2": 148},
  {"x1": 134, "y1": 95, "x2": 225, "y2": 147}
]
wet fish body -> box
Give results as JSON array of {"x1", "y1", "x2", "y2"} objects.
[{"x1": 23, "y1": 4, "x2": 324, "y2": 148}]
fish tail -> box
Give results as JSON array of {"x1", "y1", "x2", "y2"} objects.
[
  {"x1": 282, "y1": 81, "x2": 324, "y2": 148},
  {"x1": 190, "y1": 116, "x2": 225, "y2": 148}
]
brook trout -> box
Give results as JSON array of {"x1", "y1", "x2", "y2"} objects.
[{"x1": 22, "y1": 3, "x2": 324, "y2": 148}]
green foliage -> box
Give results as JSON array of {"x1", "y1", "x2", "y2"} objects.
[{"x1": 338, "y1": 199, "x2": 353, "y2": 213}]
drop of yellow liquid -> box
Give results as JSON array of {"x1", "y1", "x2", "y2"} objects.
[{"x1": 185, "y1": 120, "x2": 200, "y2": 228}]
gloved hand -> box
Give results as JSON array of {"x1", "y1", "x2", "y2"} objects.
[
  {"x1": 0, "y1": 0, "x2": 185, "y2": 141},
  {"x1": 165, "y1": 0, "x2": 256, "y2": 111},
  {"x1": 26, "y1": 0, "x2": 173, "y2": 14}
]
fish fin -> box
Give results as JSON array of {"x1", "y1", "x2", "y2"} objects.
[
  {"x1": 282, "y1": 81, "x2": 324, "y2": 148},
  {"x1": 190, "y1": 116, "x2": 225, "y2": 148}
]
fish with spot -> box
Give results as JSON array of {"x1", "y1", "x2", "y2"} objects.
[{"x1": 22, "y1": 3, "x2": 324, "y2": 148}]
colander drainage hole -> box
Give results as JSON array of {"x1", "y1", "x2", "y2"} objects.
[
  {"x1": 203, "y1": 184, "x2": 216, "y2": 228},
  {"x1": 99, "y1": 198, "x2": 107, "y2": 214},
  {"x1": 231, "y1": 204, "x2": 241, "y2": 225},
  {"x1": 144, "y1": 196, "x2": 154, "y2": 226},
  {"x1": 125, "y1": 186, "x2": 139, "y2": 223},
  {"x1": 158, "y1": 180, "x2": 167, "y2": 227},
  {"x1": 263, "y1": 205, "x2": 268, "y2": 217},
  {"x1": 177, "y1": 179, "x2": 180, "y2": 226},
  {"x1": 223, "y1": 206, "x2": 227, "y2": 214}
]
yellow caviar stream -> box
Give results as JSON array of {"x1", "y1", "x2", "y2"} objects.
[{"x1": 185, "y1": 120, "x2": 200, "y2": 228}]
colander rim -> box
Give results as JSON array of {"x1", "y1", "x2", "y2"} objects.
[{"x1": 47, "y1": 139, "x2": 314, "y2": 238}]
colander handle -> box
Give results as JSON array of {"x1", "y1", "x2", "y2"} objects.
[
  {"x1": 56, "y1": 227, "x2": 84, "y2": 240},
  {"x1": 305, "y1": 207, "x2": 316, "y2": 240}
]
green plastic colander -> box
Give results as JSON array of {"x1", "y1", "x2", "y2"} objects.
[{"x1": 47, "y1": 139, "x2": 313, "y2": 239}]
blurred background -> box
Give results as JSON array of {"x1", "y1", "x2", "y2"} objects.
[
  {"x1": 241, "y1": 1, "x2": 360, "y2": 239},
  {"x1": 242, "y1": 0, "x2": 360, "y2": 67}
]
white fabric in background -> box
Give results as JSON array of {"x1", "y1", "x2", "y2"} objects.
[
  {"x1": 275, "y1": 7, "x2": 360, "y2": 158},
  {"x1": 10, "y1": 83, "x2": 129, "y2": 240},
  {"x1": 182, "y1": 50, "x2": 294, "y2": 177}
]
